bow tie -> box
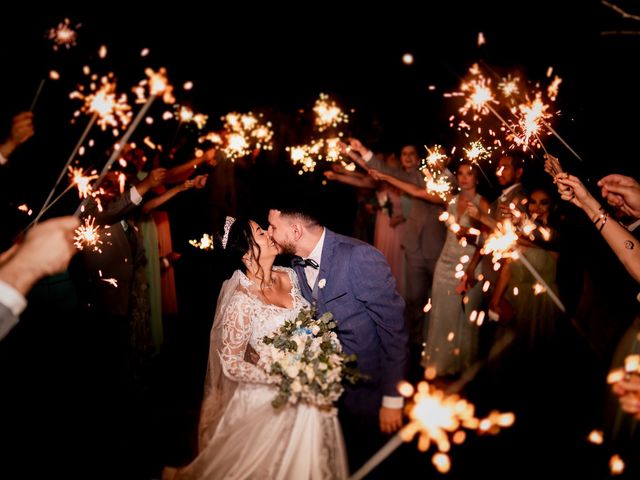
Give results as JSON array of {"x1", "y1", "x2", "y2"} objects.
[{"x1": 292, "y1": 256, "x2": 319, "y2": 269}]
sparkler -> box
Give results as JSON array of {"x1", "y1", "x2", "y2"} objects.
[
  {"x1": 349, "y1": 380, "x2": 514, "y2": 479},
  {"x1": 482, "y1": 220, "x2": 566, "y2": 312},
  {"x1": 34, "y1": 76, "x2": 132, "y2": 225},
  {"x1": 47, "y1": 18, "x2": 80, "y2": 51},
  {"x1": 219, "y1": 112, "x2": 274, "y2": 160},
  {"x1": 73, "y1": 216, "x2": 103, "y2": 252},
  {"x1": 422, "y1": 145, "x2": 454, "y2": 199},
  {"x1": 75, "y1": 68, "x2": 173, "y2": 217},
  {"x1": 30, "y1": 19, "x2": 80, "y2": 111},
  {"x1": 313, "y1": 93, "x2": 349, "y2": 132},
  {"x1": 189, "y1": 233, "x2": 215, "y2": 250}
]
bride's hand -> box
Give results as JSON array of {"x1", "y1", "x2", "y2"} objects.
[{"x1": 244, "y1": 344, "x2": 260, "y2": 365}]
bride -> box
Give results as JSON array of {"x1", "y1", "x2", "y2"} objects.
[{"x1": 163, "y1": 217, "x2": 348, "y2": 479}]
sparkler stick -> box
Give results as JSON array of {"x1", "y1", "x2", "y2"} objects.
[
  {"x1": 29, "y1": 79, "x2": 46, "y2": 112},
  {"x1": 74, "y1": 94, "x2": 157, "y2": 217},
  {"x1": 542, "y1": 120, "x2": 583, "y2": 162},
  {"x1": 22, "y1": 183, "x2": 76, "y2": 233},
  {"x1": 33, "y1": 114, "x2": 98, "y2": 225},
  {"x1": 516, "y1": 249, "x2": 565, "y2": 313}
]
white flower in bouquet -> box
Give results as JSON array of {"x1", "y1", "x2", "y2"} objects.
[{"x1": 261, "y1": 307, "x2": 361, "y2": 409}]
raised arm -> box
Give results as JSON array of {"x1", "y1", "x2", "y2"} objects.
[
  {"x1": 164, "y1": 148, "x2": 216, "y2": 184},
  {"x1": 369, "y1": 168, "x2": 445, "y2": 204},
  {"x1": 142, "y1": 175, "x2": 208, "y2": 213},
  {"x1": 557, "y1": 173, "x2": 640, "y2": 283},
  {"x1": 324, "y1": 169, "x2": 376, "y2": 189}
]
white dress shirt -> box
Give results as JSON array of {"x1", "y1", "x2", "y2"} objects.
[
  {"x1": 305, "y1": 228, "x2": 325, "y2": 288},
  {"x1": 0, "y1": 280, "x2": 27, "y2": 317},
  {"x1": 500, "y1": 182, "x2": 522, "y2": 202}
]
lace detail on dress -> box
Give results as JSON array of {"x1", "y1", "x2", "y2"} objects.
[
  {"x1": 219, "y1": 267, "x2": 308, "y2": 384},
  {"x1": 219, "y1": 291, "x2": 277, "y2": 384}
]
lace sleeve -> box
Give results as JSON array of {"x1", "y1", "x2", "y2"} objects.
[{"x1": 219, "y1": 292, "x2": 275, "y2": 384}]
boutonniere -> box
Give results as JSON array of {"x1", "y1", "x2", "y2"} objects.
[{"x1": 318, "y1": 278, "x2": 326, "y2": 289}]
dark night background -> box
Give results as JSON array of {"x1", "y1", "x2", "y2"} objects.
[{"x1": 2, "y1": 2, "x2": 640, "y2": 479}]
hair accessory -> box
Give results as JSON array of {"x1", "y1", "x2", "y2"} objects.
[{"x1": 221, "y1": 216, "x2": 236, "y2": 249}]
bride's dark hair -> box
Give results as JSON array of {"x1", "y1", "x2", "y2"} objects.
[{"x1": 216, "y1": 217, "x2": 268, "y2": 287}]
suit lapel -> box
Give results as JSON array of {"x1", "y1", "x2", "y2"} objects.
[
  {"x1": 292, "y1": 263, "x2": 313, "y2": 302},
  {"x1": 315, "y1": 229, "x2": 336, "y2": 306}
]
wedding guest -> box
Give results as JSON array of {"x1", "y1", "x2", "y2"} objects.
[{"x1": 489, "y1": 187, "x2": 562, "y2": 347}]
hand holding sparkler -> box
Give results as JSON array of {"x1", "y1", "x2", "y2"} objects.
[
  {"x1": 598, "y1": 174, "x2": 640, "y2": 219},
  {"x1": 555, "y1": 173, "x2": 598, "y2": 211},
  {"x1": 612, "y1": 372, "x2": 640, "y2": 420},
  {"x1": 543, "y1": 153, "x2": 564, "y2": 178},
  {"x1": 0, "y1": 216, "x2": 79, "y2": 299},
  {"x1": 346, "y1": 137, "x2": 369, "y2": 158},
  {"x1": 0, "y1": 112, "x2": 34, "y2": 161}
]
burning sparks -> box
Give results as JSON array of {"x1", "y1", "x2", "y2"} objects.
[
  {"x1": 423, "y1": 298, "x2": 433, "y2": 313},
  {"x1": 220, "y1": 112, "x2": 274, "y2": 160},
  {"x1": 48, "y1": 18, "x2": 80, "y2": 51},
  {"x1": 498, "y1": 75, "x2": 520, "y2": 99},
  {"x1": 547, "y1": 75, "x2": 562, "y2": 102},
  {"x1": 313, "y1": 93, "x2": 349, "y2": 132},
  {"x1": 481, "y1": 220, "x2": 519, "y2": 263},
  {"x1": 464, "y1": 140, "x2": 492, "y2": 163},
  {"x1": 422, "y1": 145, "x2": 453, "y2": 200},
  {"x1": 610, "y1": 454, "x2": 625, "y2": 475},
  {"x1": 17, "y1": 204, "x2": 33, "y2": 216},
  {"x1": 458, "y1": 71, "x2": 497, "y2": 117},
  {"x1": 101, "y1": 278, "x2": 118, "y2": 287},
  {"x1": 287, "y1": 140, "x2": 323, "y2": 173},
  {"x1": 400, "y1": 381, "x2": 514, "y2": 473},
  {"x1": 133, "y1": 68, "x2": 175, "y2": 104},
  {"x1": 177, "y1": 105, "x2": 208, "y2": 129},
  {"x1": 532, "y1": 282, "x2": 546, "y2": 295},
  {"x1": 70, "y1": 75, "x2": 132, "y2": 132},
  {"x1": 588, "y1": 430, "x2": 603, "y2": 445},
  {"x1": 68, "y1": 167, "x2": 99, "y2": 198},
  {"x1": 74, "y1": 216, "x2": 103, "y2": 252},
  {"x1": 189, "y1": 233, "x2": 214, "y2": 250},
  {"x1": 508, "y1": 92, "x2": 553, "y2": 150}
]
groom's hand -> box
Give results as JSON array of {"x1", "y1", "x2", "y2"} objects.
[{"x1": 379, "y1": 407, "x2": 403, "y2": 434}]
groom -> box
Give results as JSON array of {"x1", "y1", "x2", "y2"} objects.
[{"x1": 268, "y1": 204, "x2": 409, "y2": 473}]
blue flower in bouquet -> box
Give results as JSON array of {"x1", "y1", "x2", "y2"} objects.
[{"x1": 261, "y1": 307, "x2": 360, "y2": 409}]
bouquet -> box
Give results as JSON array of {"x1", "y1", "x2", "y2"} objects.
[{"x1": 261, "y1": 307, "x2": 360, "y2": 409}]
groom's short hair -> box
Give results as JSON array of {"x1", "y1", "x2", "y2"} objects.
[
  {"x1": 272, "y1": 197, "x2": 322, "y2": 228},
  {"x1": 276, "y1": 207, "x2": 321, "y2": 229}
]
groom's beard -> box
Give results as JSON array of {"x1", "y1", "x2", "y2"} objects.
[{"x1": 276, "y1": 240, "x2": 297, "y2": 257}]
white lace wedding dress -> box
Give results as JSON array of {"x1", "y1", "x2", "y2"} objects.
[{"x1": 168, "y1": 267, "x2": 348, "y2": 479}]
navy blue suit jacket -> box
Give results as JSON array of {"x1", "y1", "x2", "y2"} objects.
[{"x1": 293, "y1": 229, "x2": 408, "y2": 417}]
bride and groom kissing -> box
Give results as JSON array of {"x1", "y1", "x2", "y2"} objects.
[{"x1": 164, "y1": 201, "x2": 409, "y2": 479}]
